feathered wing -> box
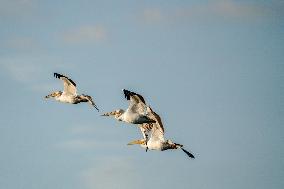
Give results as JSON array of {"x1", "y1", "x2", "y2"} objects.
[
  {"x1": 54, "y1": 73, "x2": 77, "y2": 95},
  {"x1": 123, "y1": 89, "x2": 146, "y2": 103},
  {"x1": 149, "y1": 107, "x2": 195, "y2": 159},
  {"x1": 150, "y1": 123, "x2": 165, "y2": 142},
  {"x1": 139, "y1": 123, "x2": 154, "y2": 142},
  {"x1": 133, "y1": 106, "x2": 164, "y2": 144},
  {"x1": 83, "y1": 95, "x2": 99, "y2": 111},
  {"x1": 146, "y1": 106, "x2": 164, "y2": 134},
  {"x1": 181, "y1": 148, "x2": 195, "y2": 159},
  {"x1": 123, "y1": 89, "x2": 147, "y2": 114},
  {"x1": 144, "y1": 107, "x2": 165, "y2": 142}
]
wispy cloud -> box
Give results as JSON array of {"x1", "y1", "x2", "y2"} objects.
[
  {"x1": 56, "y1": 138, "x2": 122, "y2": 151},
  {"x1": 80, "y1": 157, "x2": 139, "y2": 189},
  {"x1": 174, "y1": 0, "x2": 272, "y2": 20},
  {"x1": 141, "y1": 0, "x2": 282, "y2": 24},
  {"x1": 0, "y1": 57, "x2": 42, "y2": 83},
  {"x1": 31, "y1": 82, "x2": 60, "y2": 93},
  {"x1": 142, "y1": 8, "x2": 163, "y2": 23},
  {"x1": 5, "y1": 37, "x2": 38, "y2": 51},
  {"x1": 56, "y1": 124, "x2": 121, "y2": 151},
  {"x1": 57, "y1": 139, "x2": 98, "y2": 150},
  {"x1": 62, "y1": 25, "x2": 107, "y2": 44},
  {"x1": 0, "y1": 0, "x2": 37, "y2": 18},
  {"x1": 0, "y1": 55, "x2": 73, "y2": 93},
  {"x1": 69, "y1": 125, "x2": 97, "y2": 135}
]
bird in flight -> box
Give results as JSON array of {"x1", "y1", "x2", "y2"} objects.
[
  {"x1": 101, "y1": 89, "x2": 155, "y2": 124},
  {"x1": 45, "y1": 73, "x2": 99, "y2": 111},
  {"x1": 128, "y1": 106, "x2": 195, "y2": 159}
]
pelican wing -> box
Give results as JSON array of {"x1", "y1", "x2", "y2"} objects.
[
  {"x1": 54, "y1": 73, "x2": 77, "y2": 95},
  {"x1": 123, "y1": 89, "x2": 147, "y2": 114},
  {"x1": 181, "y1": 148, "x2": 195, "y2": 158},
  {"x1": 139, "y1": 123, "x2": 154, "y2": 142},
  {"x1": 146, "y1": 106, "x2": 164, "y2": 134},
  {"x1": 144, "y1": 107, "x2": 165, "y2": 142},
  {"x1": 150, "y1": 123, "x2": 165, "y2": 142},
  {"x1": 82, "y1": 95, "x2": 99, "y2": 111}
]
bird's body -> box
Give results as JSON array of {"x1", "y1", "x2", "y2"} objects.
[
  {"x1": 119, "y1": 111, "x2": 154, "y2": 124},
  {"x1": 53, "y1": 92, "x2": 74, "y2": 103},
  {"x1": 146, "y1": 139, "x2": 164, "y2": 151},
  {"x1": 128, "y1": 107, "x2": 195, "y2": 158},
  {"x1": 45, "y1": 73, "x2": 99, "y2": 111},
  {"x1": 102, "y1": 89, "x2": 155, "y2": 124},
  {"x1": 54, "y1": 94, "x2": 94, "y2": 105}
]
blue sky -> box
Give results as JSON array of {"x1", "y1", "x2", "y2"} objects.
[{"x1": 0, "y1": 0, "x2": 283, "y2": 189}]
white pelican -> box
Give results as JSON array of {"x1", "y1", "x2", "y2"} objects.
[
  {"x1": 128, "y1": 107, "x2": 195, "y2": 158},
  {"x1": 45, "y1": 73, "x2": 99, "y2": 111},
  {"x1": 101, "y1": 89, "x2": 156, "y2": 124}
]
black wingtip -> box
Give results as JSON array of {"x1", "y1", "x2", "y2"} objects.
[
  {"x1": 181, "y1": 148, "x2": 195, "y2": 159},
  {"x1": 54, "y1": 72, "x2": 59, "y2": 78},
  {"x1": 53, "y1": 73, "x2": 76, "y2": 87},
  {"x1": 54, "y1": 72, "x2": 63, "y2": 78},
  {"x1": 123, "y1": 89, "x2": 131, "y2": 100},
  {"x1": 122, "y1": 89, "x2": 146, "y2": 104},
  {"x1": 94, "y1": 106, "x2": 100, "y2": 112}
]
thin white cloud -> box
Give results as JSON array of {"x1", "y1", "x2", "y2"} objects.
[
  {"x1": 0, "y1": 55, "x2": 74, "y2": 93},
  {"x1": 141, "y1": 0, "x2": 280, "y2": 24},
  {"x1": 0, "y1": 0, "x2": 37, "y2": 18},
  {"x1": 80, "y1": 157, "x2": 139, "y2": 189},
  {"x1": 174, "y1": 0, "x2": 269, "y2": 20},
  {"x1": 62, "y1": 25, "x2": 107, "y2": 44},
  {"x1": 142, "y1": 8, "x2": 163, "y2": 23},
  {"x1": 56, "y1": 138, "x2": 121, "y2": 151},
  {"x1": 5, "y1": 37, "x2": 38, "y2": 51},
  {"x1": 70, "y1": 125, "x2": 97, "y2": 135},
  {"x1": 0, "y1": 57, "x2": 42, "y2": 83},
  {"x1": 67, "y1": 122, "x2": 125, "y2": 138},
  {"x1": 31, "y1": 82, "x2": 60, "y2": 93},
  {"x1": 57, "y1": 139, "x2": 98, "y2": 150}
]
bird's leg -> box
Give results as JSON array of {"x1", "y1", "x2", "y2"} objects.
[{"x1": 145, "y1": 140, "x2": 149, "y2": 152}]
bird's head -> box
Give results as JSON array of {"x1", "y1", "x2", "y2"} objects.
[
  {"x1": 45, "y1": 91, "x2": 62, "y2": 99},
  {"x1": 101, "y1": 109, "x2": 124, "y2": 119}
]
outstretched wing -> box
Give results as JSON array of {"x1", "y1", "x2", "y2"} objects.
[
  {"x1": 150, "y1": 123, "x2": 165, "y2": 142},
  {"x1": 84, "y1": 95, "x2": 99, "y2": 111},
  {"x1": 181, "y1": 148, "x2": 195, "y2": 159},
  {"x1": 123, "y1": 89, "x2": 147, "y2": 114},
  {"x1": 143, "y1": 107, "x2": 165, "y2": 142},
  {"x1": 139, "y1": 123, "x2": 154, "y2": 142},
  {"x1": 54, "y1": 73, "x2": 77, "y2": 95},
  {"x1": 146, "y1": 106, "x2": 164, "y2": 134}
]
